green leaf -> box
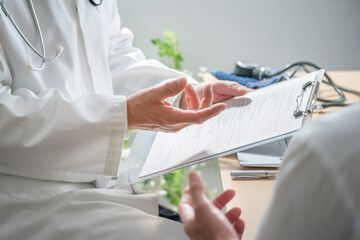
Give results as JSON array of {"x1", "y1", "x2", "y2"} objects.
[{"x1": 150, "y1": 30, "x2": 183, "y2": 71}]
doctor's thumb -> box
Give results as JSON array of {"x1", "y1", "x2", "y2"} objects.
[{"x1": 155, "y1": 78, "x2": 188, "y2": 100}]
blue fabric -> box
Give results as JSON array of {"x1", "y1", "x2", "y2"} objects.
[{"x1": 210, "y1": 70, "x2": 287, "y2": 89}]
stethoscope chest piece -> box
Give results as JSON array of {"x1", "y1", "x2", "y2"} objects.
[{"x1": 89, "y1": 0, "x2": 102, "y2": 6}]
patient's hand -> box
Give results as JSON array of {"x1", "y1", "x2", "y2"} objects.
[{"x1": 178, "y1": 172, "x2": 245, "y2": 240}]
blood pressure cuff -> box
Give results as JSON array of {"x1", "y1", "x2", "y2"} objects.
[{"x1": 210, "y1": 70, "x2": 287, "y2": 89}]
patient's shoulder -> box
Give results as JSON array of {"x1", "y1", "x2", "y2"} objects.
[{"x1": 286, "y1": 103, "x2": 360, "y2": 168}]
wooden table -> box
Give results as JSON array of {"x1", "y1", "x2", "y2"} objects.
[{"x1": 216, "y1": 71, "x2": 360, "y2": 240}]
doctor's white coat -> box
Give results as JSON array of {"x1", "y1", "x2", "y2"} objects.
[
  {"x1": 0, "y1": 1, "x2": 189, "y2": 239},
  {"x1": 0, "y1": 0, "x2": 193, "y2": 186}
]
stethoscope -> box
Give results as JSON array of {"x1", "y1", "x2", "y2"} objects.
[{"x1": 0, "y1": 0, "x2": 103, "y2": 71}]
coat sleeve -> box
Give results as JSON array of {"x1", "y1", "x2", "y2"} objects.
[
  {"x1": 0, "y1": 40, "x2": 127, "y2": 186},
  {"x1": 108, "y1": 1, "x2": 197, "y2": 98}
]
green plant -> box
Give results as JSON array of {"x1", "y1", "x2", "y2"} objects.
[
  {"x1": 161, "y1": 169, "x2": 186, "y2": 206},
  {"x1": 151, "y1": 30, "x2": 183, "y2": 71},
  {"x1": 122, "y1": 130, "x2": 137, "y2": 150}
]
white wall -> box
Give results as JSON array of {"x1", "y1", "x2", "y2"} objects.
[{"x1": 117, "y1": 0, "x2": 360, "y2": 76}]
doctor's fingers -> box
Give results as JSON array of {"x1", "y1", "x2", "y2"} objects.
[
  {"x1": 151, "y1": 78, "x2": 188, "y2": 101},
  {"x1": 212, "y1": 81, "x2": 252, "y2": 103},
  {"x1": 199, "y1": 84, "x2": 214, "y2": 109},
  {"x1": 169, "y1": 103, "x2": 226, "y2": 125},
  {"x1": 213, "y1": 81, "x2": 252, "y2": 95},
  {"x1": 185, "y1": 83, "x2": 214, "y2": 110},
  {"x1": 185, "y1": 84, "x2": 201, "y2": 110}
]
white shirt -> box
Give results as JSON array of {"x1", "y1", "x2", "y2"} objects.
[
  {"x1": 0, "y1": 1, "x2": 193, "y2": 187},
  {"x1": 256, "y1": 103, "x2": 360, "y2": 240}
]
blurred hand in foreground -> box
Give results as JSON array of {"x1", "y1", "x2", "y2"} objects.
[{"x1": 178, "y1": 171, "x2": 245, "y2": 240}]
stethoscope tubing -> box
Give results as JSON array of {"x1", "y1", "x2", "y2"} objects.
[
  {"x1": 89, "y1": 0, "x2": 103, "y2": 6},
  {"x1": 0, "y1": 0, "x2": 101, "y2": 71}
]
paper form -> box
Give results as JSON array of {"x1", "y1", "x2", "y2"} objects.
[{"x1": 139, "y1": 72, "x2": 318, "y2": 178}]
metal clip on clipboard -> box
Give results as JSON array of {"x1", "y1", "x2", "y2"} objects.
[
  {"x1": 293, "y1": 80, "x2": 320, "y2": 121},
  {"x1": 237, "y1": 71, "x2": 323, "y2": 169}
]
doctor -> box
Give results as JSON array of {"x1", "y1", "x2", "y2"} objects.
[{"x1": 0, "y1": 1, "x2": 249, "y2": 239}]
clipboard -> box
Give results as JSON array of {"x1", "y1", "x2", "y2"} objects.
[
  {"x1": 116, "y1": 70, "x2": 324, "y2": 187},
  {"x1": 237, "y1": 137, "x2": 289, "y2": 168},
  {"x1": 238, "y1": 73, "x2": 322, "y2": 168}
]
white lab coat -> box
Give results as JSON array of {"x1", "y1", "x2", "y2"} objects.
[
  {"x1": 0, "y1": 1, "x2": 190, "y2": 239},
  {"x1": 256, "y1": 103, "x2": 360, "y2": 240},
  {"x1": 0, "y1": 1, "x2": 192, "y2": 186}
]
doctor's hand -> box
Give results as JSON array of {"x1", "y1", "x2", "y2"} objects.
[
  {"x1": 127, "y1": 78, "x2": 227, "y2": 132},
  {"x1": 178, "y1": 172, "x2": 245, "y2": 240},
  {"x1": 179, "y1": 81, "x2": 252, "y2": 110}
]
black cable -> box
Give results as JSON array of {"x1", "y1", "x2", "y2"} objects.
[
  {"x1": 266, "y1": 61, "x2": 346, "y2": 104},
  {"x1": 289, "y1": 65, "x2": 303, "y2": 78},
  {"x1": 336, "y1": 85, "x2": 360, "y2": 96},
  {"x1": 319, "y1": 80, "x2": 360, "y2": 96},
  {"x1": 318, "y1": 102, "x2": 350, "y2": 108},
  {"x1": 302, "y1": 65, "x2": 311, "y2": 74}
]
